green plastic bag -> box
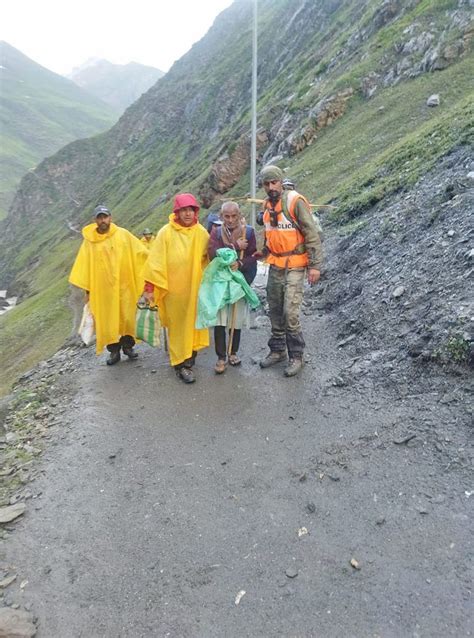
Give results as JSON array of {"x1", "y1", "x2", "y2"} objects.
[
  {"x1": 196, "y1": 248, "x2": 260, "y2": 329},
  {"x1": 135, "y1": 303, "x2": 161, "y2": 347}
]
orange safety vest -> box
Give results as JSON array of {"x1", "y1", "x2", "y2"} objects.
[{"x1": 263, "y1": 191, "x2": 309, "y2": 269}]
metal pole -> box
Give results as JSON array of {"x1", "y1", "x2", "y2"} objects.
[{"x1": 250, "y1": 0, "x2": 258, "y2": 227}]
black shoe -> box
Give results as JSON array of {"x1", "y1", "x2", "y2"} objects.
[
  {"x1": 106, "y1": 351, "x2": 121, "y2": 366},
  {"x1": 176, "y1": 367, "x2": 196, "y2": 384},
  {"x1": 123, "y1": 347, "x2": 138, "y2": 360}
]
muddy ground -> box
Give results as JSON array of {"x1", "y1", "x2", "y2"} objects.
[{"x1": 0, "y1": 305, "x2": 472, "y2": 637}]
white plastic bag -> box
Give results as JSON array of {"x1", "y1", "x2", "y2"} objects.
[{"x1": 78, "y1": 302, "x2": 95, "y2": 345}]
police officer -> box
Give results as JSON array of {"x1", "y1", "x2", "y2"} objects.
[{"x1": 259, "y1": 165, "x2": 323, "y2": 377}]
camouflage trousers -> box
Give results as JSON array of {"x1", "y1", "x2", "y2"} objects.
[{"x1": 266, "y1": 266, "x2": 306, "y2": 359}]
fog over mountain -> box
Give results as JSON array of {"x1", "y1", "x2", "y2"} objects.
[{"x1": 68, "y1": 58, "x2": 165, "y2": 111}]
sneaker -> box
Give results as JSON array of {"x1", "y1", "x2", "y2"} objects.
[
  {"x1": 214, "y1": 359, "x2": 227, "y2": 374},
  {"x1": 284, "y1": 358, "x2": 303, "y2": 377},
  {"x1": 176, "y1": 367, "x2": 196, "y2": 384},
  {"x1": 106, "y1": 351, "x2": 121, "y2": 366},
  {"x1": 123, "y1": 347, "x2": 138, "y2": 360},
  {"x1": 259, "y1": 351, "x2": 287, "y2": 368},
  {"x1": 228, "y1": 354, "x2": 241, "y2": 366}
]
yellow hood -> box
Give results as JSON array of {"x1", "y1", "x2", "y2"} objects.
[
  {"x1": 82, "y1": 222, "x2": 119, "y2": 243},
  {"x1": 142, "y1": 216, "x2": 209, "y2": 365}
]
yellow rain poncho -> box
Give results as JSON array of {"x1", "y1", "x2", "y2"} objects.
[
  {"x1": 140, "y1": 235, "x2": 155, "y2": 250},
  {"x1": 142, "y1": 214, "x2": 209, "y2": 366},
  {"x1": 69, "y1": 222, "x2": 148, "y2": 354}
]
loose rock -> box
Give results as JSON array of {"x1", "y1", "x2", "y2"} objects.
[
  {"x1": 426, "y1": 94, "x2": 440, "y2": 107},
  {"x1": 392, "y1": 286, "x2": 406, "y2": 298},
  {"x1": 393, "y1": 434, "x2": 416, "y2": 445},
  {"x1": 0, "y1": 607, "x2": 36, "y2": 637},
  {"x1": 0, "y1": 574, "x2": 17, "y2": 589},
  {"x1": 0, "y1": 504, "x2": 26, "y2": 524},
  {"x1": 234, "y1": 590, "x2": 246, "y2": 605}
]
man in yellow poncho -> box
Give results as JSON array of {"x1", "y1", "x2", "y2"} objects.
[
  {"x1": 140, "y1": 228, "x2": 155, "y2": 249},
  {"x1": 69, "y1": 205, "x2": 149, "y2": 365},
  {"x1": 142, "y1": 193, "x2": 209, "y2": 384}
]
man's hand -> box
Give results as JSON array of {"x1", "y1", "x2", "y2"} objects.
[
  {"x1": 230, "y1": 261, "x2": 239, "y2": 271},
  {"x1": 307, "y1": 268, "x2": 320, "y2": 285},
  {"x1": 84, "y1": 291, "x2": 90, "y2": 303},
  {"x1": 236, "y1": 238, "x2": 248, "y2": 250}
]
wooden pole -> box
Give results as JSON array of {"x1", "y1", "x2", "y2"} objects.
[
  {"x1": 228, "y1": 219, "x2": 246, "y2": 358},
  {"x1": 216, "y1": 196, "x2": 336, "y2": 210}
]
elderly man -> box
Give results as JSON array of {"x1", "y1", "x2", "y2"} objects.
[
  {"x1": 69, "y1": 204, "x2": 148, "y2": 365},
  {"x1": 259, "y1": 165, "x2": 323, "y2": 377},
  {"x1": 142, "y1": 193, "x2": 209, "y2": 384},
  {"x1": 208, "y1": 201, "x2": 257, "y2": 373}
]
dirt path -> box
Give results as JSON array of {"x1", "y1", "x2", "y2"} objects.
[{"x1": 1, "y1": 311, "x2": 472, "y2": 637}]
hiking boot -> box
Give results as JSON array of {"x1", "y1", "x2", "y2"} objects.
[
  {"x1": 176, "y1": 367, "x2": 196, "y2": 384},
  {"x1": 214, "y1": 359, "x2": 227, "y2": 374},
  {"x1": 284, "y1": 358, "x2": 303, "y2": 377},
  {"x1": 106, "y1": 351, "x2": 121, "y2": 366},
  {"x1": 259, "y1": 351, "x2": 287, "y2": 369},
  {"x1": 123, "y1": 347, "x2": 138, "y2": 360}
]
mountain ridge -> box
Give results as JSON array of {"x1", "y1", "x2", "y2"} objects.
[
  {"x1": 68, "y1": 58, "x2": 165, "y2": 111},
  {"x1": 0, "y1": 41, "x2": 118, "y2": 218}
]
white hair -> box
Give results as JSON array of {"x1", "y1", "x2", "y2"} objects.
[{"x1": 220, "y1": 201, "x2": 240, "y2": 215}]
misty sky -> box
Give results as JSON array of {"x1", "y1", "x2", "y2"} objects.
[{"x1": 1, "y1": 0, "x2": 234, "y2": 75}]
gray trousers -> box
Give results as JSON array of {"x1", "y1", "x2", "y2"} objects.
[{"x1": 266, "y1": 266, "x2": 306, "y2": 359}]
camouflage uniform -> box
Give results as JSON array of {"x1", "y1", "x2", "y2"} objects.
[{"x1": 265, "y1": 192, "x2": 323, "y2": 360}]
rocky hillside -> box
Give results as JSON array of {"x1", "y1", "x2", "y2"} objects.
[
  {"x1": 68, "y1": 59, "x2": 165, "y2": 112},
  {"x1": 0, "y1": 42, "x2": 118, "y2": 219},
  {"x1": 0, "y1": 0, "x2": 472, "y2": 394}
]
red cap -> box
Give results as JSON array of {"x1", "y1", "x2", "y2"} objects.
[{"x1": 173, "y1": 193, "x2": 200, "y2": 214}]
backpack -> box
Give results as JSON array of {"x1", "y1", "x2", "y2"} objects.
[{"x1": 283, "y1": 190, "x2": 324, "y2": 241}]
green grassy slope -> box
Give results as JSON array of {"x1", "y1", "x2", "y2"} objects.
[
  {"x1": 286, "y1": 57, "x2": 474, "y2": 217},
  {"x1": 0, "y1": 42, "x2": 118, "y2": 218}
]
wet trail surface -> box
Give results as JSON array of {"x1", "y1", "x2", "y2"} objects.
[{"x1": 5, "y1": 314, "x2": 473, "y2": 637}]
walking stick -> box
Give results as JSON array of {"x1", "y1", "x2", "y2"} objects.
[
  {"x1": 163, "y1": 327, "x2": 168, "y2": 353},
  {"x1": 228, "y1": 220, "x2": 246, "y2": 358},
  {"x1": 218, "y1": 196, "x2": 336, "y2": 209}
]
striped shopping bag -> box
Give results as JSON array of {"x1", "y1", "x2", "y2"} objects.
[{"x1": 135, "y1": 303, "x2": 161, "y2": 347}]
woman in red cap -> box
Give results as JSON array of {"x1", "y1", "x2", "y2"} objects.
[{"x1": 142, "y1": 194, "x2": 210, "y2": 383}]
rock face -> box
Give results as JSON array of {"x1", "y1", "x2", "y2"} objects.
[
  {"x1": 284, "y1": 89, "x2": 355, "y2": 156},
  {"x1": 309, "y1": 148, "x2": 474, "y2": 377},
  {"x1": 199, "y1": 130, "x2": 268, "y2": 207}
]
